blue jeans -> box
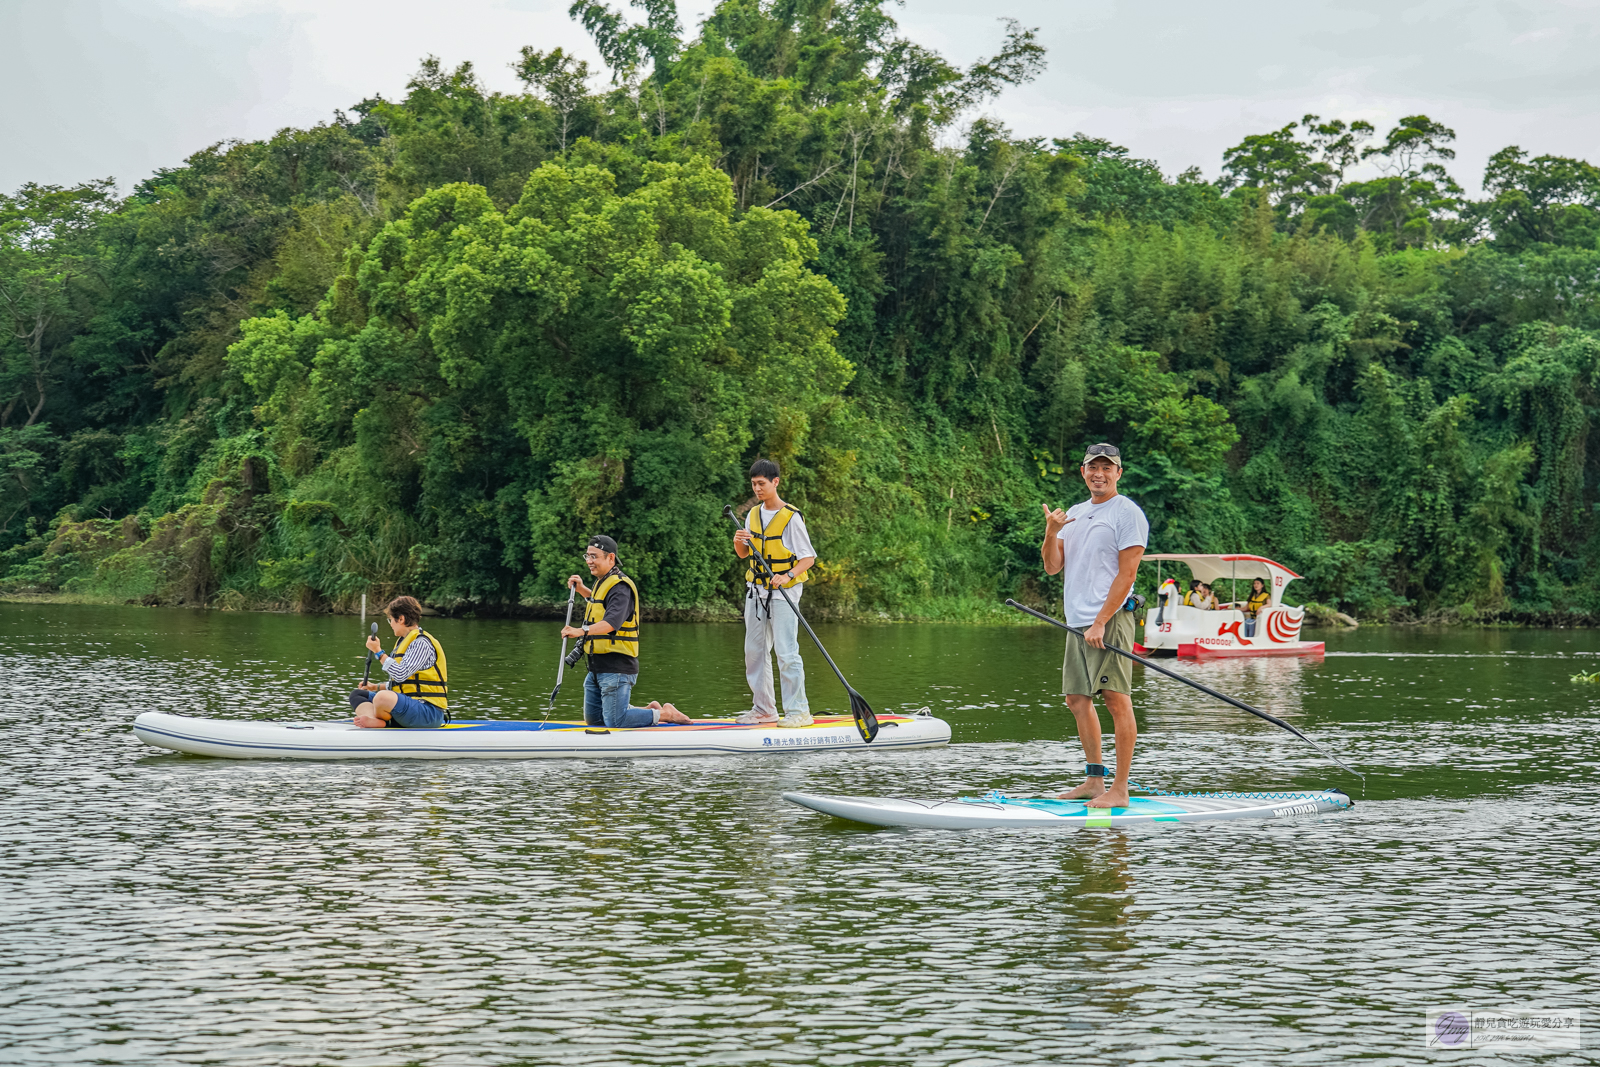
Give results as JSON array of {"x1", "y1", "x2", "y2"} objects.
[
  {"x1": 349, "y1": 689, "x2": 448, "y2": 729},
  {"x1": 584, "y1": 671, "x2": 655, "y2": 728}
]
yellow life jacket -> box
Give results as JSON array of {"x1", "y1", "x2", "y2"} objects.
[
  {"x1": 1182, "y1": 589, "x2": 1198, "y2": 607},
  {"x1": 1246, "y1": 590, "x2": 1271, "y2": 616},
  {"x1": 583, "y1": 569, "x2": 640, "y2": 658},
  {"x1": 392, "y1": 628, "x2": 449, "y2": 709},
  {"x1": 744, "y1": 504, "x2": 808, "y2": 588}
]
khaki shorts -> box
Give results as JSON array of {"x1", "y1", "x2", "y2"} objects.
[{"x1": 1062, "y1": 611, "x2": 1136, "y2": 696}]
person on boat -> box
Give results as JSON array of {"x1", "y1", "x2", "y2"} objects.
[
  {"x1": 351, "y1": 596, "x2": 449, "y2": 729},
  {"x1": 1041, "y1": 442, "x2": 1149, "y2": 809},
  {"x1": 1182, "y1": 580, "x2": 1202, "y2": 607},
  {"x1": 561, "y1": 535, "x2": 692, "y2": 728},
  {"x1": 1244, "y1": 577, "x2": 1271, "y2": 635},
  {"x1": 732, "y1": 458, "x2": 816, "y2": 727},
  {"x1": 1193, "y1": 583, "x2": 1219, "y2": 611}
]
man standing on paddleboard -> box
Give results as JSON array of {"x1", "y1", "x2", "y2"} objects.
[
  {"x1": 1041, "y1": 443, "x2": 1149, "y2": 808},
  {"x1": 732, "y1": 459, "x2": 817, "y2": 726}
]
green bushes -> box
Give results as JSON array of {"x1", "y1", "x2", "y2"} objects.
[{"x1": 7, "y1": 1, "x2": 1600, "y2": 622}]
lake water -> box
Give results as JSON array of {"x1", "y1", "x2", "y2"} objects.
[{"x1": 1, "y1": 603, "x2": 1594, "y2": 1065}]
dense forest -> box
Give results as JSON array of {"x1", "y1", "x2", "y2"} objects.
[{"x1": 5, "y1": 0, "x2": 1600, "y2": 622}]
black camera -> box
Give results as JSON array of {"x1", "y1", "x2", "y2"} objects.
[{"x1": 563, "y1": 645, "x2": 585, "y2": 668}]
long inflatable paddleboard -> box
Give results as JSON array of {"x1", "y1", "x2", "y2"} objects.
[
  {"x1": 782, "y1": 788, "x2": 1353, "y2": 828},
  {"x1": 132, "y1": 710, "x2": 949, "y2": 760}
]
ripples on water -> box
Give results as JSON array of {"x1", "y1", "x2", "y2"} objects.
[{"x1": 1, "y1": 605, "x2": 1595, "y2": 1065}]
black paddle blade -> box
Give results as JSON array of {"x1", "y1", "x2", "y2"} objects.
[
  {"x1": 547, "y1": 683, "x2": 561, "y2": 709},
  {"x1": 849, "y1": 688, "x2": 879, "y2": 743}
]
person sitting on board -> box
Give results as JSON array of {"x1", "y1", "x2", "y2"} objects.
[
  {"x1": 351, "y1": 596, "x2": 449, "y2": 729},
  {"x1": 561, "y1": 535, "x2": 692, "y2": 728},
  {"x1": 1182, "y1": 579, "x2": 1202, "y2": 607},
  {"x1": 1193, "y1": 582, "x2": 1219, "y2": 611},
  {"x1": 1244, "y1": 577, "x2": 1271, "y2": 636},
  {"x1": 732, "y1": 458, "x2": 817, "y2": 727},
  {"x1": 1041, "y1": 442, "x2": 1149, "y2": 809}
]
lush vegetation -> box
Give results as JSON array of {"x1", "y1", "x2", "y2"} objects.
[{"x1": 6, "y1": 1, "x2": 1600, "y2": 621}]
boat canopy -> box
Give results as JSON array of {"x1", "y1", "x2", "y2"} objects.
[{"x1": 1143, "y1": 553, "x2": 1302, "y2": 605}]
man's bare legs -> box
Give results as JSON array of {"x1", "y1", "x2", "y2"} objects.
[
  {"x1": 353, "y1": 688, "x2": 396, "y2": 729},
  {"x1": 1057, "y1": 694, "x2": 1105, "y2": 798},
  {"x1": 1088, "y1": 690, "x2": 1136, "y2": 808},
  {"x1": 1056, "y1": 690, "x2": 1137, "y2": 807}
]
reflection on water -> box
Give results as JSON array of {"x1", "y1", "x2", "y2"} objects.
[{"x1": 1, "y1": 603, "x2": 1595, "y2": 1065}]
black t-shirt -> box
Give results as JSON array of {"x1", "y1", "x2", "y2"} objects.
[{"x1": 587, "y1": 578, "x2": 638, "y2": 676}]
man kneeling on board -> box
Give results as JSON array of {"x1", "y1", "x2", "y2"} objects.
[
  {"x1": 1041, "y1": 442, "x2": 1149, "y2": 808},
  {"x1": 352, "y1": 596, "x2": 450, "y2": 729},
  {"x1": 561, "y1": 535, "x2": 692, "y2": 728}
]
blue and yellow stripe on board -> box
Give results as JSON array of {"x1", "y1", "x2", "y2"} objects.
[
  {"x1": 965, "y1": 796, "x2": 1189, "y2": 823},
  {"x1": 430, "y1": 715, "x2": 918, "y2": 732}
]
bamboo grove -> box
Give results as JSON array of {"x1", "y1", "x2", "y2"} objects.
[{"x1": 4, "y1": 0, "x2": 1600, "y2": 621}]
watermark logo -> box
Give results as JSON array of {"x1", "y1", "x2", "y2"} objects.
[
  {"x1": 1425, "y1": 1007, "x2": 1580, "y2": 1051},
  {"x1": 1429, "y1": 1011, "x2": 1469, "y2": 1048}
]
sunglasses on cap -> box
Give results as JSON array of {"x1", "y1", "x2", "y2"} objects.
[{"x1": 1081, "y1": 443, "x2": 1122, "y2": 467}]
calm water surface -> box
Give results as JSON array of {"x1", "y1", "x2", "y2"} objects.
[{"x1": 1, "y1": 603, "x2": 1594, "y2": 1065}]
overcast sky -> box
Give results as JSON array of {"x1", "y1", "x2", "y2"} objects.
[{"x1": 5, "y1": 0, "x2": 1599, "y2": 196}]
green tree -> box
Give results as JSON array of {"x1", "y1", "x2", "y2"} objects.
[{"x1": 1479, "y1": 147, "x2": 1600, "y2": 252}]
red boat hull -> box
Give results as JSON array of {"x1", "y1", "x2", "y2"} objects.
[{"x1": 1176, "y1": 641, "x2": 1325, "y2": 658}]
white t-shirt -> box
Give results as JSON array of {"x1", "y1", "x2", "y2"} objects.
[
  {"x1": 747, "y1": 505, "x2": 815, "y2": 588},
  {"x1": 1056, "y1": 493, "x2": 1149, "y2": 628}
]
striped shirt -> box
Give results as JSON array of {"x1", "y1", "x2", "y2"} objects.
[{"x1": 380, "y1": 633, "x2": 437, "y2": 685}]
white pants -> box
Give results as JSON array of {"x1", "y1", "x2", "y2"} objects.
[{"x1": 744, "y1": 583, "x2": 808, "y2": 715}]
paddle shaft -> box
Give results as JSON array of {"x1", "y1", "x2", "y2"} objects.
[
  {"x1": 1004, "y1": 599, "x2": 1362, "y2": 778},
  {"x1": 549, "y1": 584, "x2": 577, "y2": 709},
  {"x1": 359, "y1": 621, "x2": 379, "y2": 686}
]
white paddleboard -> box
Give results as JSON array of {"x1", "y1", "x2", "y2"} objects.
[
  {"x1": 132, "y1": 710, "x2": 949, "y2": 760},
  {"x1": 782, "y1": 788, "x2": 1354, "y2": 828}
]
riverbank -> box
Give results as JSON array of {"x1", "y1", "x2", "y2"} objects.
[
  {"x1": 0, "y1": 590, "x2": 1040, "y2": 624},
  {"x1": 10, "y1": 588, "x2": 1600, "y2": 628}
]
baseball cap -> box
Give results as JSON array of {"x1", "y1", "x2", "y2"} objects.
[
  {"x1": 586, "y1": 535, "x2": 618, "y2": 554},
  {"x1": 1082, "y1": 442, "x2": 1123, "y2": 467}
]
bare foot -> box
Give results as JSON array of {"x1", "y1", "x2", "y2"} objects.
[
  {"x1": 353, "y1": 715, "x2": 387, "y2": 729},
  {"x1": 1085, "y1": 785, "x2": 1130, "y2": 809},
  {"x1": 656, "y1": 703, "x2": 691, "y2": 724},
  {"x1": 1056, "y1": 779, "x2": 1106, "y2": 800}
]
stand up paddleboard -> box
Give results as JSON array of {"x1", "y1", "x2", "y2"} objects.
[
  {"x1": 132, "y1": 710, "x2": 949, "y2": 760},
  {"x1": 782, "y1": 788, "x2": 1353, "y2": 828}
]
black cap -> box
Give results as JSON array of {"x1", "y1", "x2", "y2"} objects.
[
  {"x1": 1082, "y1": 442, "x2": 1122, "y2": 467},
  {"x1": 587, "y1": 535, "x2": 618, "y2": 555}
]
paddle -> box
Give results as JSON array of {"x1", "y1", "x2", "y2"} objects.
[
  {"x1": 548, "y1": 582, "x2": 578, "y2": 710},
  {"x1": 360, "y1": 621, "x2": 379, "y2": 686},
  {"x1": 1004, "y1": 598, "x2": 1363, "y2": 780},
  {"x1": 726, "y1": 504, "x2": 878, "y2": 742}
]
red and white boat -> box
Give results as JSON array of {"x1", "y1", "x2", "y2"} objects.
[{"x1": 1135, "y1": 553, "x2": 1325, "y2": 658}]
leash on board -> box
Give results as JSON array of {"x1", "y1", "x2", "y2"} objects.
[{"x1": 1004, "y1": 599, "x2": 1365, "y2": 786}]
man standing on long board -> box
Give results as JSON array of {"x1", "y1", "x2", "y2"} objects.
[{"x1": 1041, "y1": 443, "x2": 1149, "y2": 808}]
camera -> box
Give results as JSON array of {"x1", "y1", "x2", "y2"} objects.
[{"x1": 563, "y1": 645, "x2": 585, "y2": 668}]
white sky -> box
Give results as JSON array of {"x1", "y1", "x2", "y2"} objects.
[{"x1": 5, "y1": 0, "x2": 1599, "y2": 195}]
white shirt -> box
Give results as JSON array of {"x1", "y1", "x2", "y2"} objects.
[
  {"x1": 1056, "y1": 493, "x2": 1149, "y2": 628},
  {"x1": 747, "y1": 505, "x2": 815, "y2": 588}
]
